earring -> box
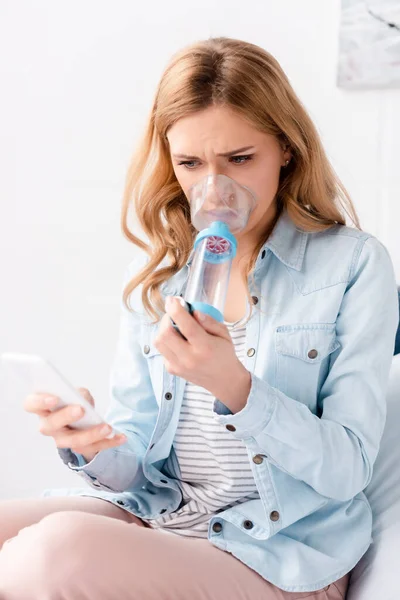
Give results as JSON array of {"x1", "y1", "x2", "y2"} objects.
[{"x1": 285, "y1": 159, "x2": 290, "y2": 167}]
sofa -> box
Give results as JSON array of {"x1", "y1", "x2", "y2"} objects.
[{"x1": 346, "y1": 288, "x2": 400, "y2": 599}]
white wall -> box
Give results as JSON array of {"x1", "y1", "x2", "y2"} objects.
[{"x1": 0, "y1": 0, "x2": 399, "y2": 499}]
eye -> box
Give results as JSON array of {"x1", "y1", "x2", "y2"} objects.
[
  {"x1": 177, "y1": 160, "x2": 199, "y2": 170},
  {"x1": 230, "y1": 154, "x2": 253, "y2": 164},
  {"x1": 177, "y1": 154, "x2": 254, "y2": 170}
]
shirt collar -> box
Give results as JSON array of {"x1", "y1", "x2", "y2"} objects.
[
  {"x1": 262, "y1": 208, "x2": 308, "y2": 271},
  {"x1": 185, "y1": 207, "x2": 308, "y2": 272}
]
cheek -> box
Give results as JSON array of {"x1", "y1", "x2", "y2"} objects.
[
  {"x1": 244, "y1": 161, "x2": 281, "y2": 204},
  {"x1": 172, "y1": 166, "x2": 183, "y2": 187},
  {"x1": 172, "y1": 168, "x2": 194, "y2": 199},
  {"x1": 243, "y1": 164, "x2": 282, "y2": 225}
]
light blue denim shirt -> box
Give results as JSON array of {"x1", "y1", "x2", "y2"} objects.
[{"x1": 45, "y1": 209, "x2": 399, "y2": 593}]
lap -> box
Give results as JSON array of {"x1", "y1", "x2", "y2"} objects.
[
  {"x1": 0, "y1": 508, "x2": 349, "y2": 600},
  {"x1": 0, "y1": 495, "x2": 145, "y2": 548}
]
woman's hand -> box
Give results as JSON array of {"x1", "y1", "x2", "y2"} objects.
[
  {"x1": 155, "y1": 296, "x2": 251, "y2": 412},
  {"x1": 23, "y1": 388, "x2": 127, "y2": 463}
]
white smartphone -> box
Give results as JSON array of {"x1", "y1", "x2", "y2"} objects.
[{"x1": 0, "y1": 352, "x2": 116, "y2": 438}]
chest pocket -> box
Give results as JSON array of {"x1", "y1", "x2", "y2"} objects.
[{"x1": 275, "y1": 324, "x2": 340, "y2": 409}]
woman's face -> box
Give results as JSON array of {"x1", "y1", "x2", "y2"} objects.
[{"x1": 166, "y1": 104, "x2": 291, "y2": 251}]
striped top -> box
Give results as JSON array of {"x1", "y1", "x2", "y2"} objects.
[{"x1": 143, "y1": 301, "x2": 260, "y2": 538}]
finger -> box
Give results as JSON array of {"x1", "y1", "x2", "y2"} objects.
[
  {"x1": 165, "y1": 296, "x2": 205, "y2": 346},
  {"x1": 38, "y1": 405, "x2": 85, "y2": 436},
  {"x1": 154, "y1": 313, "x2": 182, "y2": 362},
  {"x1": 24, "y1": 393, "x2": 59, "y2": 415},
  {"x1": 53, "y1": 422, "x2": 122, "y2": 450},
  {"x1": 76, "y1": 387, "x2": 95, "y2": 407},
  {"x1": 156, "y1": 339, "x2": 181, "y2": 374},
  {"x1": 193, "y1": 310, "x2": 231, "y2": 341},
  {"x1": 70, "y1": 433, "x2": 128, "y2": 457}
]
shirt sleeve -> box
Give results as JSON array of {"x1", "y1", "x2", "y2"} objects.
[
  {"x1": 58, "y1": 256, "x2": 160, "y2": 493},
  {"x1": 213, "y1": 236, "x2": 399, "y2": 501}
]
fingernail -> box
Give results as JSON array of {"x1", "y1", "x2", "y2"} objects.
[
  {"x1": 100, "y1": 425, "x2": 111, "y2": 435},
  {"x1": 71, "y1": 406, "x2": 83, "y2": 417},
  {"x1": 45, "y1": 397, "x2": 58, "y2": 406},
  {"x1": 197, "y1": 311, "x2": 206, "y2": 322},
  {"x1": 118, "y1": 434, "x2": 127, "y2": 442}
]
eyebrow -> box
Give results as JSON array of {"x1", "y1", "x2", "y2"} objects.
[{"x1": 172, "y1": 146, "x2": 255, "y2": 160}]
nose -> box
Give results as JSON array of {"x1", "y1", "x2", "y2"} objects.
[
  {"x1": 203, "y1": 177, "x2": 227, "y2": 213},
  {"x1": 204, "y1": 180, "x2": 220, "y2": 210}
]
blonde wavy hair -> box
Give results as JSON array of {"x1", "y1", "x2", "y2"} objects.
[{"x1": 121, "y1": 36, "x2": 360, "y2": 323}]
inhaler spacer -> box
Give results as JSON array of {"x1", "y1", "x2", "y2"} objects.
[{"x1": 170, "y1": 174, "x2": 257, "y2": 338}]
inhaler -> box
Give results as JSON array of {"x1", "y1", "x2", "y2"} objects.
[{"x1": 170, "y1": 174, "x2": 257, "y2": 339}]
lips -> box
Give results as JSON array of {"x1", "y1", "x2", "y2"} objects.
[{"x1": 207, "y1": 209, "x2": 235, "y2": 217}]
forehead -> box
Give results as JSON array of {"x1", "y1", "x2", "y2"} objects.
[{"x1": 166, "y1": 105, "x2": 266, "y2": 153}]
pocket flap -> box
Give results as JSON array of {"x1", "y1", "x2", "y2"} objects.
[
  {"x1": 141, "y1": 325, "x2": 162, "y2": 358},
  {"x1": 275, "y1": 324, "x2": 340, "y2": 363},
  {"x1": 142, "y1": 343, "x2": 161, "y2": 358}
]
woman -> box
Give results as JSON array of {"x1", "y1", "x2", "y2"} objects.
[{"x1": 0, "y1": 37, "x2": 398, "y2": 599}]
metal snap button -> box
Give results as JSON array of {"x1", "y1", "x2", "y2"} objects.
[
  {"x1": 252, "y1": 454, "x2": 264, "y2": 464},
  {"x1": 225, "y1": 424, "x2": 236, "y2": 432},
  {"x1": 247, "y1": 348, "x2": 256, "y2": 357},
  {"x1": 261, "y1": 250, "x2": 266, "y2": 259},
  {"x1": 270, "y1": 510, "x2": 280, "y2": 522},
  {"x1": 243, "y1": 520, "x2": 254, "y2": 529},
  {"x1": 116, "y1": 500, "x2": 125, "y2": 506},
  {"x1": 160, "y1": 508, "x2": 167, "y2": 514},
  {"x1": 160, "y1": 479, "x2": 168, "y2": 484},
  {"x1": 251, "y1": 296, "x2": 259, "y2": 305},
  {"x1": 308, "y1": 349, "x2": 318, "y2": 359},
  {"x1": 143, "y1": 345, "x2": 150, "y2": 355},
  {"x1": 212, "y1": 522, "x2": 223, "y2": 533},
  {"x1": 165, "y1": 392, "x2": 172, "y2": 400}
]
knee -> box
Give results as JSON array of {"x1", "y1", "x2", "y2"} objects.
[
  {"x1": 20, "y1": 511, "x2": 103, "y2": 571},
  {"x1": 21, "y1": 510, "x2": 96, "y2": 557},
  {"x1": 0, "y1": 511, "x2": 99, "y2": 597},
  {"x1": 36, "y1": 508, "x2": 92, "y2": 538}
]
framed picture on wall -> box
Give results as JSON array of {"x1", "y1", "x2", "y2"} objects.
[{"x1": 338, "y1": 0, "x2": 400, "y2": 89}]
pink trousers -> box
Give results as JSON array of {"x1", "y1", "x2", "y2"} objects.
[{"x1": 0, "y1": 496, "x2": 350, "y2": 600}]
